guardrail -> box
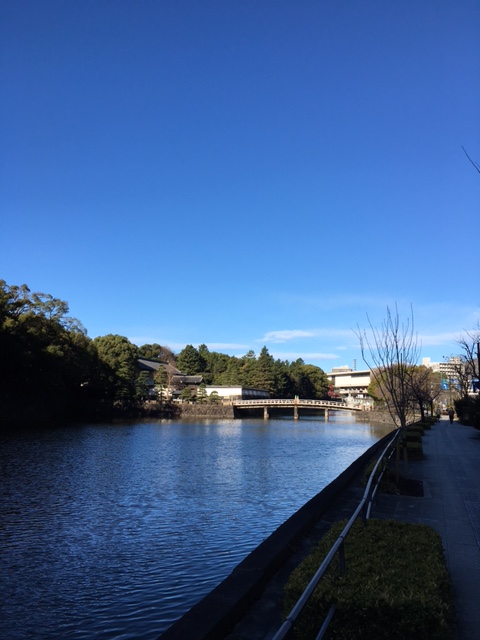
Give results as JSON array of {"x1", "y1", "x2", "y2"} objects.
[
  {"x1": 271, "y1": 427, "x2": 402, "y2": 640},
  {"x1": 234, "y1": 399, "x2": 350, "y2": 408}
]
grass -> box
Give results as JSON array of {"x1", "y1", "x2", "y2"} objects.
[{"x1": 283, "y1": 519, "x2": 453, "y2": 639}]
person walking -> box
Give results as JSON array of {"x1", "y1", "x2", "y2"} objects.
[{"x1": 448, "y1": 408, "x2": 455, "y2": 424}]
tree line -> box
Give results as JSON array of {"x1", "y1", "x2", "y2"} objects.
[{"x1": 0, "y1": 280, "x2": 330, "y2": 428}]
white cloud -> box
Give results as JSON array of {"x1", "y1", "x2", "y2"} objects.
[
  {"x1": 417, "y1": 332, "x2": 461, "y2": 348},
  {"x1": 260, "y1": 330, "x2": 317, "y2": 343},
  {"x1": 204, "y1": 343, "x2": 250, "y2": 351},
  {"x1": 260, "y1": 328, "x2": 353, "y2": 344},
  {"x1": 270, "y1": 352, "x2": 340, "y2": 362}
]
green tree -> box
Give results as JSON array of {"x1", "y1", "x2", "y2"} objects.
[
  {"x1": 209, "y1": 390, "x2": 220, "y2": 404},
  {"x1": 135, "y1": 370, "x2": 151, "y2": 402},
  {"x1": 217, "y1": 357, "x2": 243, "y2": 385},
  {"x1": 289, "y1": 359, "x2": 312, "y2": 397},
  {"x1": 154, "y1": 365, "x2": 168, "y2": 402},
  {"x1": 197, "y1": 382, "x2": 207, "y2": 403},
  {"x1": 0, "y1": 280, "x2": 99, "y2": 426},
  {"x1": 93, "y1": 334, "x2": 139, "y2": 408},
  {"x1": 272, "y1": 359, "x2": 292, "y2": 397},
  {"x1": 180, "y1": 386, "x2": 193, "y2": 401},
  {"x1": 138, "y1": 343, "x2": 176, "y2": 364},
  {"x1": 239, "y1": 350, "x2": 256, "y2": 386},
  {"x1": 176, "y1": 344, "x2": 206, "y2": 375},
  {"x1": 302, "y1": 364, "x2": 329, "y2": 399},
  {"x1": 206, "y1": 351, "x2": 230, "y2": 384},
  {"x1": 138, "y1": 343, "x2": 163, "y2": 360},
  {"x1": 250, "y1": 346, "x2": 275, "y2": 393}
]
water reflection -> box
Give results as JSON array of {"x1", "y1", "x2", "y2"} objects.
[{"x1": 0, "y1": 417, "x2": 392, "y2": 639}]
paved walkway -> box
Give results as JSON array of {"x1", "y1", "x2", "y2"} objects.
[{"x1": 372, "y1": 417, "x2": 480, "y2": 640}]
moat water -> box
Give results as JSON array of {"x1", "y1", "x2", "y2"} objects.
[{"x1": 0, "y1": 414, "x2": 392, "y2": 639}]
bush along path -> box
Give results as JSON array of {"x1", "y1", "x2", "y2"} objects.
[{"x1": 283, "y1": 518, "x2": 452, "y2": 640}]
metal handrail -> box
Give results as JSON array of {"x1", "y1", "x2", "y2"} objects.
[{"x1": 272, "y1": 428, "x2": 402, "y2": 640}]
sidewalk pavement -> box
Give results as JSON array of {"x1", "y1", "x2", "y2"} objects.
[{"x1": 372, "y1": 416, "x2": 480, "y2": 640}]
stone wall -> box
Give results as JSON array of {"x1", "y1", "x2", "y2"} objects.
[{"x1": 178, "y1": 403, "x2": 235, "y2": 419}]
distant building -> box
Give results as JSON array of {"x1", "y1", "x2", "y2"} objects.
[
  {"x1": 137, "y1": 358, "x2": 203, "y2": 399},
  {"x1": 327, "y1": 366, "x2": 372, "y2": 407},
  {"x1": 205, "y1": 386, "x2": 270, "y2": 402},
  {"x1": 422, "y1": 356, "x2": 463, "y2": 380}
]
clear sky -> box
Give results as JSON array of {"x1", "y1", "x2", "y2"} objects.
[{"x1": 1, "y1": 0, "x2": 479, "y2": 372}]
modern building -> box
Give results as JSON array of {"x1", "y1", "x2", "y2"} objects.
[
  {"x1": 326, "y1": 366, "x2": 372, "y2": 407},
  {"x1": 422, "y1": 356, "x2": 463, "y2": 381}
]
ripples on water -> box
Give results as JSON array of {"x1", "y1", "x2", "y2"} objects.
[{"x1": 0, "y1": 415, "x2": 391, "y2": 639}]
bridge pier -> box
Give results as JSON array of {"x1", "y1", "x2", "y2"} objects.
[
  {"x1": 293, "y1": 405, "x2": 298, "y2": 421},
  {"x1": 263, "y1": 405, "x2": 269, "y2": 420},
  {"x1": 325, "y1": 408, "x2": 329, "y2": 421}
]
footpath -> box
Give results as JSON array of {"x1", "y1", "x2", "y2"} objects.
[{"x1": 373, "y1": 416, "x2": 480, "y2": 640}]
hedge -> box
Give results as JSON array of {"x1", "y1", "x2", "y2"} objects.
[{"x1": 283, "y1": 519, "x2": 452, "y2": 639}]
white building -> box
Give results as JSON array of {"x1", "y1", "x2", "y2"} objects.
[
  {"x1": 327, "y1": 366, "x2": 372, "y2": 407},
  {"x1": 422, "y1": 356, "x2": 463, "y2": 380},
  {"x1": 205, "y1": 386, "x2": 270, "y2": 402}
]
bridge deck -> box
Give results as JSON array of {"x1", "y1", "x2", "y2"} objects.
[{"x1": 233, "y1": 399, "x2": 361, "y2": 411}]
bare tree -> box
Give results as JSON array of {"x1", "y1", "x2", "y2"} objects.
[
  {"x1": 462, "y1": 146, "x2": 480, "y2": 174},
  {"x1": 408, "y1": 365, "x2": 442, "y2": 421},
  {"x1": 455, "y1": 325, "x2": 480, "y2": 395},
  {"x1": 356, "y1": 305, "x2": 420, "y2": 430}
]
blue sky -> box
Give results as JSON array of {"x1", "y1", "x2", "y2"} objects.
[{"x1": 1, "y1": 0, "x2": 479, "y2": 372}]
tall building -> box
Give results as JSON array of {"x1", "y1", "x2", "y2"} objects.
[{"x1": 422, "y1": 356, "x2": 463, "y2": 380}]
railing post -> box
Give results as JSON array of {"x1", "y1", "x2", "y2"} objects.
[{"x1": 338, "y1": 540, "x2": 346, "y2": 575}]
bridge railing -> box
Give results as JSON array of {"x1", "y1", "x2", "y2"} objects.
[
  {"x1": 233, "y1": 399, "x2": 349, "y2": 408},
  {"x1": 271, "y1": 427, "x2": 401, "y2": 640}
]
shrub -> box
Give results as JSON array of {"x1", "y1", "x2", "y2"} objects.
[
  {"x1": 454, "y1": 396, "x2": 480, "y2": 428},
  {"x1": 406, "y1": 440, "x2": 424, "y2": 460},
  {"x1": 406, "y1": 426, "x2": 424, "y2": 437},
  {"x1": 283, "y1": 519, "x2": 452, "y2": 640},
  {"x1": 405, "y1": 434, "x2": 422, "y2": 444},
  {"x1": 415, "y1": 420, "x2": 433, "y2": 430}
]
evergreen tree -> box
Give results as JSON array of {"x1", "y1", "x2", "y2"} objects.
[
  {"x1": 0, "y1": 279, "x2": 100, "y2": 426},
  {"x1": 93, "y1": 334, "x2": 139, "y2": 408},
  {"x1": 197, "y1": 383, "x2": 207, "y2": 403},
  {"x1": 176, "y1": 344, "x2": 206, "y2": 375},
  {"x1": 250, "y1": 346, "x2": 275, "y2": 393}
]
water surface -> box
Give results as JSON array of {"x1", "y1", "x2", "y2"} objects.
[{"x1": 0, "y1": 414, "x2": 392, "y2": 639}]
